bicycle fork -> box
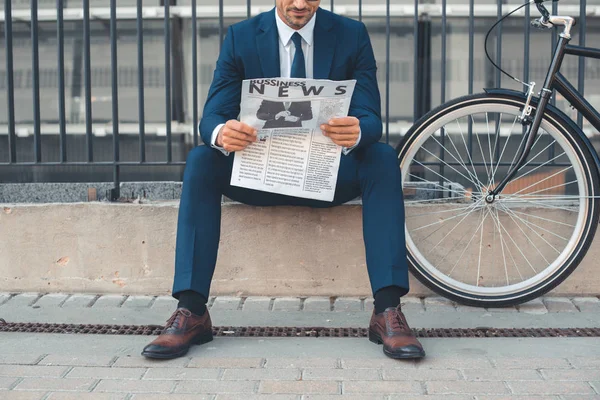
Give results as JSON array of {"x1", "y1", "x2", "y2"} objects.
[{"x1": 486, "y1": 34, "x2": 571, "y2": 203}]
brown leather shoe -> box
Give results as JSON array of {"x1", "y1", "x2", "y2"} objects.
[
  {"x1": 142, "y1": 307, "x2": 213, "y2": 359},
  {"x1": 369, "y1": 305, "x2": 425, "y2": 359}
]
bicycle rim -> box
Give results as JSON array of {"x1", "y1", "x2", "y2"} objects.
[{"x1": 398, "y1": 97, "x2": 596, "y2": 304}]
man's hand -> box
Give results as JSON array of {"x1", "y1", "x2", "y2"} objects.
[
  {"x1": 216, "y1": 120, "x2": 257, "y2": 152},
  {"x1": 284, "y1": 115, "x2": 300, "y2": 122},
  {"x1": 321, "y1": 116, "x2": 360, "y2": 148},
  {"x1": 275, "y1": 111, "x2": 290, "y2": 120}
]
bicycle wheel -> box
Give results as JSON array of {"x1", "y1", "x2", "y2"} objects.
[{"x1": 397, "y1": 92, "x2": 600, "y2": 307}]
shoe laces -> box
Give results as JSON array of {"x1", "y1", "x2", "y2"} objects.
[
  {"x1": 386, "y1": 306, "x2": 407, "y2": 331},
  {"x1": 164, "y1": 308, "x2": 191, "y2": 331}
]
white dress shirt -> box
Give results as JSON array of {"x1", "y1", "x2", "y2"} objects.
[{"x1": 210, "y1": 9, "x2": 360, "y2": 155}]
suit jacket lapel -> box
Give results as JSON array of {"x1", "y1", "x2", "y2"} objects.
[
  {"x1": 256, "y1": 10, "x2": 280, "y2": 78},
  {"x1": 313, "y1": 8, "x2": 336, "y2": 80}
]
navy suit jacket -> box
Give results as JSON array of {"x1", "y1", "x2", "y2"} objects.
[{"x1": 199, "y1": 7, "x2": 382, "y2": 151}]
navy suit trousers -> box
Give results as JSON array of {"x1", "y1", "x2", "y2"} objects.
[{"x1": 172, "y1": 142, "x2": 409, "y2": 299}]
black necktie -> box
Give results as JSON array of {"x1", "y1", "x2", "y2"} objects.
[{"x1": 290, "y1": 32, "x2": 306, "y2": 79}]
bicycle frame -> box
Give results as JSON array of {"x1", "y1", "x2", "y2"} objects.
[{"x1": 490, "y1": 25, "x2": 600, "y2": 198}]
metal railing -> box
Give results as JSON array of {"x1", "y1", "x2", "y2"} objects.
[{"x1": 1, "y1": 0, "x2": 598, "y2": 199}]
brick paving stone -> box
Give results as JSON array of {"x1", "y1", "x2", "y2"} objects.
[
  {"x1": 216, "y1": 396, "x2": 298, "y2": 400},
  {"x1": 383, "y1": 369, "x2": 461, "y2": 381},
  {"x1": 363, "y1": 297, "x2": 374, "y2": 312},
  {"x1": 66, "y1": 367, "x2": 146, "y2": 379},
  {"x1": 46, "y1": 394, "x2": 127, "y2": 400},
  {"x1": 112, "y1": 355, "x2": 188, "y2": 368},
  {"x1": 341, "y1": 358, "x2": 416, "y2": 369},
  {"x1": 508, "y1": 380, "x2": 596, "y2": 394},
  {"x1": 150, "y1": 295, "x2": 178, "y2": 310},
  {"x1": 94, "y1": 379, "x2": 175, "y2": 393},
  {"x1": 542, "y1": 298, "x2": 578, "y2": 313},
  {"x1": 265, "y1": 358, "x2": 338, "y2": 369},
  {"x1": 540, "y1": 369, "x2": 600, "y2": 381},
  {"x1": 560, "y1": 396, "x2": 600, "y2": 400},
  {"x1": 426, "y1": 381, "x2": 509, "y2": 395},
  {"x1": 222, "y1": 368, "x2": 300, "y2": 380},
  {"x1": 482, "y1": 305, "x2": 518, "y2": 313},
  {"x1": 302, "y1": 297, "x2": 331, "y2": 312},
  {"x1": 6, "y1": 293, "x2": 40, "y2": 307},
  {"x1": 343, "y1": 381, "x2": 422, "y2": 394},
  {"x1": 61, "y1": 294, "x2": 96, "y2": 308},
  {"x1": 243, "y1": 297, "x2": 273, "y2": 312},
  {"x1": 333, "y1": 298, "x2": 362, "y2": 312},
  {"x1": 518, "y1": 298, "x2": 548, "y2": 314},
  {"x1": 175, "y1": 380, "x2": 257, "y2": 394},
  {"x1": 589, "y1": 381, "x2": 600, "y2": 394},
  {"x1": 303, "y1": 368, "x2": 379, "y2": 381},
  {"x1": 34, "y1": 294, "x2": 69, "y2": 308},
  {"x1": 0, "y1": 365, "x2": 67, "y2": 377},
  {"x1": 304, "y1": 396, "x2": 387, "y2": 400},
  {"x1": 210, "y1": 297, "x2": 242, "y2": 311},
  {"x1": 0, "y1": 354, "x2": 43, "y2": 365},
  {"x1": 15, "y1": 377, "x2": 95, "y2": 391},
  {"x1": 475, "y1": 397, "x2": 559, "y2": 400},
  {"x1": 571, "y1": 297, "x2": 600, "y2": 312},
  {"x1": 260, "y1": 381, "x2": 338, "y2": 394},
  {"x1": 188, "y1": 357, "x2": 263, "y2": 368},
  {"x1": 400, "y1": 297, "x2": 426, "y2": 314},
  {"x1": 416, "y1": 357, "x2": 493, "y2": 369},
  {"x1": 424, "y1": 297, "x2": 456, "y2": 312},
  {"x1": 390, "y1": 396, "x2": 473, "y2": 400},
  {"x1": 92, "y1": 295, "x2": 126, "y2": 308},
  {"x1": 0, "y1": 392, "x2": 47, "y2": 400},
  {"x1": 130, "y1": 395, "x2": 213, "y2": 400},
  {"x1": 456, "y1": 304, "x2": 489, "y2": 312},
  {"x1": 491, "y1": 357, "x2": 571, "y2": 369},
  {"x1": 122, "y1": 295, "x2": 154, "y2": 308},
  {"x1": 39, "y1": 355, "x2": 115, "y2": 367},
  {"x1": 568, "y1": 358, "x2": 600, "y2": 369},
  {"x1": 272, "y1": 298, "x2": 301, "y2": 312},
  {"x1": 0, "y1": 292, "x2": 11, "y2": 305},
  {"x1": 144, "y1": 367, "x2": 220, "y2": 380},
  {"x1": 461, "y1": 368, "x2": 543, "y2": 381},
  {"x1": 0, "y1": 376, "x2": 18, "y2": 389}
]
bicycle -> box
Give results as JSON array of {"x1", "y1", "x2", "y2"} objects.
[{"x1": 396, "y1": 0, "x2": 600, "y2": 307}]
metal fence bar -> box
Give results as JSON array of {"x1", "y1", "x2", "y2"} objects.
[
  {"x1": 577, "y1": 0, "x2": 586, "y2": 128},
  {"x1": 358, "y1": 0, "x2": 362, "y2": 22},
  {"x1": 164, "y1": 0, "x2": 172, "y2": 162},
  {"x1": 192, "y1": 0, "x2": 199, "y2": 147},
  {"x1": 57, "y1": 0, "x2": 67, "y2": 162},
  {"x1": 83, "y1": 0, "x2": 93, "y2": 161},
  {"x1": 551, "y1": 0, "x2": 558, "y2": 106},
  {"x1": 219, "y1": 0, "x2": 224, "y2": 50},
  {"x1": 412, "y1": 0, "x2": 418, "y2": 122},
  {"x1": 4, "y1": 0, "x2": 17, "y2": 163},
  {"x1": 385, "y1": 0, "x2": 390, "y2": 143},
  {"x1": 247, "y1": 0, "x2": 251, "y2": 19},
  {"x1": 110, "y1": 0, "x2": 120, "y2": 199},
  {"x1": 495, "y1": 0, "x2": 502, "y2": 88},
  {"x1": 439, "y1": 0, "x2": 447, "y2": 189},
  {"x1": 467, "y1": 0, "x2": 474, "y2": 155},
  {"x1": 31, "y1": 0, "x2": 42, "y2": 162},
  {"x1": 137, "y1": 0, "x2": 146, "y2": 162}
]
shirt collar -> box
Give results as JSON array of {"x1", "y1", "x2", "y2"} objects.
[{"x1": 274, "y1": 8, "x2": 316, "y2": 47}]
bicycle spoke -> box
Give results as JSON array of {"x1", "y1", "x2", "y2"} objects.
[
  {"x1": 455, "y1": 118, "x2": 483, "y2": 191},
  {"x1": 512, "y1": 166, "x2": 573, "y2": 196},
  {"x1": 494, "y1": 208, "x2": 537, "y2": 275},
  {"x1": 407, "y1": 204, "x2": 477, "y2": 218},
  {"x1": 504, "y1": 208, "x2": 576, "y2": 229},
  {"x1": 508, "y1": 142, "x2": 560, "y2": 183},
  {"x1": 428, "y1": 199, "x2": 485, "y2": 252},
  {"x1": 412, "y1": 199, "x2": 483, "y2": 233},
  {"x1": 508, "y1": 180, "x2": 578, "y2": 198},
  {"x1": 497, "y1": 203, "x2": 565, "y2": 252},
  {"x1": 430, "y1": 134, "x2": 484, "y2": 191},
  {"x1": 489, "y1": 205, "x2": 524, "y2": 283},
  {"x1": 472, "y1": 115, "x2": 493, "y2": 188},
  {"x1": 490, "y1": 206, "x2": 510, "y2": 286},
  {"x1": 447, "y1": 207, "x2": 488, "y2": 279},
  {"x1": 407, "y1": 173, "x2": 478, "y2": 198},
  {"x1": 412, "y1": 160, "x2": 482, "y2": 198},
  {"x1": 491, "y1": 114, "x2": 519, "y2": 179},
  {"x1": 419, "y1": 146, "x2": 484, "y2": 192}
]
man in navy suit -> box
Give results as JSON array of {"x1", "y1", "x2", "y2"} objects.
[{"x1": 142, "y1": 0, "x2": 425, "y2": 360}]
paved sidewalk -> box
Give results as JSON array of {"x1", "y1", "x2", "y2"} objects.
[{"x1": 0, "y1": 294, "x2": 599, "y2": 399}]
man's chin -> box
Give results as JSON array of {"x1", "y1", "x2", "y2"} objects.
[{"x1": 285, "y1": 15, "x2": 310, "y2": 29}]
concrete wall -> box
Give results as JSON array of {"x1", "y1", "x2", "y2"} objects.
[{"x1": 0, "y1": 202, "x2": 598, "y2": 297}]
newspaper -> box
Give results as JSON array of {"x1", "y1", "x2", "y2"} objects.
[{"x1": 230, "y1": 78, "x2": 356, "y2": 202}]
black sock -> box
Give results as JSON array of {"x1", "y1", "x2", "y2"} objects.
[
  {"x1": 374, "y1": 285, "x2": 408, "y2": 314},
  {"x1": 176, "y1": 290, "x2": 208, "y2": 316}
]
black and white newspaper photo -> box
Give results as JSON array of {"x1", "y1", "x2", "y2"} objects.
[{"x1": 231, "y1": 78, "x2": 356, "y2": 201}]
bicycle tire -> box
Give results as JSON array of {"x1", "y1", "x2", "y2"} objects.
[{"x1": 396, "y1": 92, "x2": 600, "y2": 307}]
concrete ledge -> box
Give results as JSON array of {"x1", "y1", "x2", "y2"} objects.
[{"x1": 0, "y1": 202, "x2": 598, "y2": 296}]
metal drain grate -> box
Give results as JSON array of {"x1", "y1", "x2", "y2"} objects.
[{"x1": 0, "y1": 321, "x2": 599, "y2": 338}]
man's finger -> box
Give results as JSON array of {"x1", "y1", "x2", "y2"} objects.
[
  {"x1": 321, "y1": 125, "x2": 359, "y2": 134},
  {"x1": 224, "y1": 129, "x2": 257, "y2": 142},
  {"x1": 326, "y1": 132, "x2": 359, "y2": 140},
  {"x1": 222, "y1": 136, "x2": 253, "y2": 147},
  {"x1": 328, "y1": 116, "x2": 359, "y2": 126},
  {"x1": 226, "y1": 120, "x2": 257, "y2": 136}
]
